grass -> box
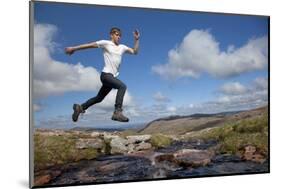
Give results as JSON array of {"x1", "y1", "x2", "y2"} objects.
[
  {"x1": 149, "y1": 134, "x2": 173, "y2": 148},
  {"x1": 186, "y1": 113, "x2": 268, "y2": 156},
  {"x1": 119, "y1": 129, "x2": 139, "y2": 138},
  {"x1": 34, "y1": 134, "x2": 100, "y2": 170}
]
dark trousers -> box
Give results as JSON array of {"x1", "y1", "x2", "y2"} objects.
[{"x1": 81, "y1": 72, "x2": 127, "y2": 111}]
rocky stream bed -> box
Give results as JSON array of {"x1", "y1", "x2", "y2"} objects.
[{"x1": 34, "y1": 137, "x2": 268, "y2": 187}]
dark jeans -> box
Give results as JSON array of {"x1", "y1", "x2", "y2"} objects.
[{"x1": 81, "y1": 72, "x2": 127, "y2": 111}]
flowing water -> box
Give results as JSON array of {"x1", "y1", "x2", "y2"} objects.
[{"x1": 47, "y1": 140, "x2": 268, "y2": 186}]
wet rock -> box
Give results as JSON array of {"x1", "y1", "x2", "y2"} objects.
[
  {"x1": 155, "y1": 154, "x2": 174, "y2": 163},
  {"x1": 76, "y1": 138, "x2": 104, "y2": 149},
  {"x1": 76, "y1": 171, "x2": 97, "y2": 183},
  {"x1": 173, "y1": 149, "x2": 213, "y2": 167},
  {"x1": 250, "y1": 154, "x2": 266, "y2": 164},
  {"x1": 127, "y1": 150, "x2": 158, "y2": 164},
  {"x1": 242, "y1": 145, "x2": 266, "y2": 163},
  {"x1": 34, "y1": 170, "x2": 62, "y2": 186},
  {"x1": 126, "y1": 135, "x2": 151, "y2": 143},
  {"x1": 34, "y1": 174, "x2": 52, "y2": 186},
  {"x1": 154, "y1": 149, "x2": 214, "y2": 168},
  {"x1": 212, "y1": 154, "x2": 242, "y2": 163},
  {"x1": 152, "y1": 168, "x2": 167, "y2": 178},
  {"x1": 97, "y1": 162, "x2": 130, "y2": 172},
  {"x1": 156, "y1": 140, "x2": 217, "y2": 153}
]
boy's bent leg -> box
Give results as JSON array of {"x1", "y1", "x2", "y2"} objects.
[
  {"x1": 100, "y1": 73, "x2": 129, "y2": 122},
  {"x1": 105, "y1": 77, "x2": 129, "y2": 122},
  {"x1": 115, "y1": 81, "x2": 126, "y2": 110},
  {"x1": 81, "y1": 85, "x2": 112, "y2": 110}
]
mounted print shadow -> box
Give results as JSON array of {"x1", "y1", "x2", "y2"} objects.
[{"x1": 30, "y1": 0, "x2": 269, "y2": 188}]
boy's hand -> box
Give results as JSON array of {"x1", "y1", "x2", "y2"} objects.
[
  {"x1": 65, "y1": 47, "x2": 75, "y2": 55},
  {"x1": 133, "y1": 29, "x2": 140, "y2": 40}
]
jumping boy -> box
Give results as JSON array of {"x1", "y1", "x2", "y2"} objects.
[{"x1": 65, "y1": 27, "x2": 140, "y2": 122}]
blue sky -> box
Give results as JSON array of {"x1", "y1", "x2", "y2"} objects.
[{"x1": 33, "y1": 2, "x2": 269, "y2": 129}]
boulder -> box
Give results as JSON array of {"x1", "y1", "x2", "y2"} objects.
[
  {"x1": 110, "y1": 137, "x2": 129, "y2": 154},
  {"x1": 135, "y1": 142, "x2": 152, "y2": 151},
  {"x1": 155, "y1": 154, "x2": 175, "y2": 163},
  {"x1": 126, "y1": 135, "x2": 151, "y2": 143},
  {"x1": 127, "y1": 143, "x2": 135, "y2": 154},
  {"x1": 110, "y1": 136, "x2": 153, "y2": 154},
  {"x1": 173, "y1": 149, "x2": 213, "y2": 167},
  {"x1": 34, "y1": 170, "x2": 61, "y2": 186},
  {"x1": 242, "y1": 145, "x2": 266, "y2": 163},
  {"x1": 244, "y1": 145, "x2": 256, "y2": 155},
  {"x1": 76, "y1": 138, "x2": 104, "y2": 149},
  {"x1": 34, "y1": 175, "x2": 52, "y2": 186},
  {"x1": 103, "y1": 133, "x2": 119, "y2": 141},
  {"x1": 155, "y1": 149, "x2": 213, "y2": 167}
]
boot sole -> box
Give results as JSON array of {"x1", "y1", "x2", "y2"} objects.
[{"x1": 111, "y1": 116, "x2": 129, "y2": 122}]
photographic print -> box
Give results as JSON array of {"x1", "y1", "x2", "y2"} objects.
[{"x1": 30, "y1": 1, "x2": 269, "y2": 188}]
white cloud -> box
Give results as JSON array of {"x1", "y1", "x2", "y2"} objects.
[
  {"x1": 219, "y1": 82, "x2": 248, "y2": 95},
  {"x1": 125, "y1": 77, "x2": 268, "y2": 121},
  {"x1": 152, "y1": 77, "x2": 268, "y2": 116},
  {"x1": 207, "y1": 77, "x2": 268, "y2": 112},
  {"x1": 33, "y1": 23, "x2": 101, "y2": 99},
  {"x1": 152, "y1": 29, "x2": 268, "y2": 80},
  {"x1": 153, "y1": 91, "x2": 171, "y2": 102},
  {"x1": 167, "y1": 106, "x2": 177, "y2": 113}
]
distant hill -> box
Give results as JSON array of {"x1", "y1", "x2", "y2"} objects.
[
  {"x1": 138, "y1": 106, "x2": 268, "y2": 135},
  {"x1": 70, "y1": 123, "x2": 146, "y2": 132},
  {"x1": 70, "y1": 127, "x2": 124, "y2": 132}
]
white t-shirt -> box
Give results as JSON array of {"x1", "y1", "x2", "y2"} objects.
[{"x1": 96, "y1": 40, "x2": 129, "y2": 77}]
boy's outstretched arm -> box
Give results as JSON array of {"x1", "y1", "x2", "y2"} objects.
[
  {"x1": 127, "y1": 29, "x2": 140, "y2": 55},
  {"x1": 65, "y1": 42, "x2": 99, "y2": 55}
]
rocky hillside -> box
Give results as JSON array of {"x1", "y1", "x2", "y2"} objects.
[{"x1": 139, "y1": 106, "x2": 268, "y2": 135}]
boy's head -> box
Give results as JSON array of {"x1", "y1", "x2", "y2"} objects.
[{"x1": 110, "y1": 27, "x2": 122, "y2": 45}]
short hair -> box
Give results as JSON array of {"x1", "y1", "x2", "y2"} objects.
[{"x1": 110, "y1": 27, "x2": 122, "y2": 36}]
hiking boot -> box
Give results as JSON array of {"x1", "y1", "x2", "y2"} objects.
[
  {"x1": 111, "y1": 109, "x2": 129, "y2": 122},
  {"x1": 72, "y1": 104, "x2": 85, "y2": 122}
]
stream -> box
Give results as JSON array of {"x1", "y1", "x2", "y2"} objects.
[{"x1": 46, "y1": 140, "x2": 268, "y2": 186}]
